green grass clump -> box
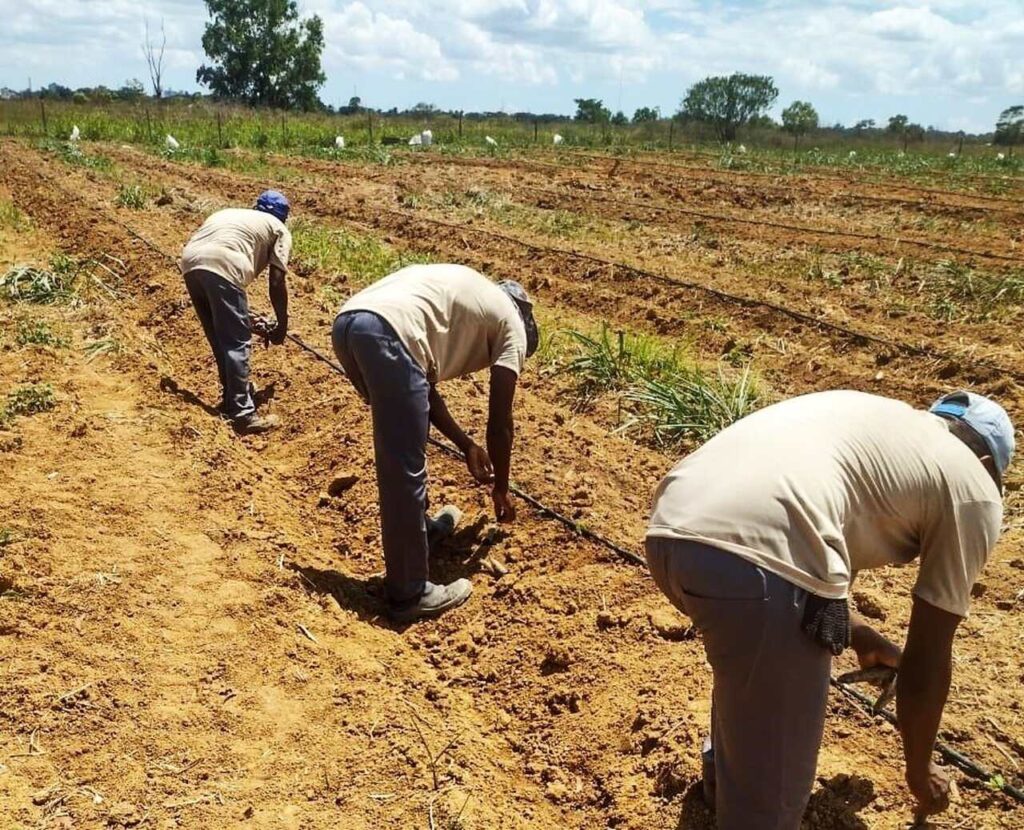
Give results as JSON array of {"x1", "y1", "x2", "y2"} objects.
[
  {"x1": 553, "y1": 322, "x2": 762, "y2": 447},
  {"x1": 2, "y1": 383, "x2": 55, "y2": 422},
  {"x1": 15, "y1": 319, "x2": 68, "y2": 348},
  {"x1": 0, "y1": 200, "x2": 28, "y2": 231},
  {"x1": 114, "y1": 184, "x2": 147, "y2": 209},
  {"x1": 0, "y1": 262, "x2": 76, "y2": 304},
  {"x1": 915, "y1": 260, "x2": 1024, "y2": 322},
  {"x1": 291, "y1": 219, "x2": 431, "y2": 286},
  {"x1": 81, "y1": 336, "x2": 121, "y2": 362},
  {"x1": 39, "y1": 139, "x2": 112, "y2": 171}
]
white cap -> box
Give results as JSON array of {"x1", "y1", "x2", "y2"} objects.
[{"x1": 930, "y1": 391, "x2": 1015, "y2": 475}]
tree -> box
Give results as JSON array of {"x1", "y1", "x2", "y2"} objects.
[
  {"x1": 632, "y1": 106, "x2": 660, "y2": 123},
  {"x1": 995, "y1": 106, "x2": 1024, "y2": 154},
  {"x1": 611, "y1": 110, "x2": 628, "y2": 126},
  {"x1": 143, "y1": 19, "x2": 166, "y2": 100},
  {"x1": 574, "y1": 98, "x2": 611, "y2": 123},
  {"x1": 887, "y1": 114, "x2": 908, "y2": 133},
  {"x1": 679, "y1": 73, "x2": 778, "y2": 142},
  {"x1": 853, "y1": 118, "x2": 876, "y2": 132},
  {"x1": 781, "y1": 100, "x2": 818, "y2": 149},
  {"x1": 348, "y1": 95, "x2": 361, "y2": 112},
  {"x1": 196, "y1": 0, "x2": 325, "y2": 111},
  {"x1": 116, "y1": 79, "x2": 146, "y2": 102}
]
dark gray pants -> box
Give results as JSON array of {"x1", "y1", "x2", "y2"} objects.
[
  {"x1": 184, "y1": 269, "x2": 255, "y2": 420},
  {"x1": 645, "y1": 537, "x2": 832, "y2": 830},
  {"x1": 332, "y1": 311, "x2": 430, "y2": 604}
]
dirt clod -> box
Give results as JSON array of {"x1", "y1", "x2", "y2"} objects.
[{"x1": 648, "y1": 610, "x2": 694, "y2": 641}]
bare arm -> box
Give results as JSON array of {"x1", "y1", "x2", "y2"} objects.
[
  {"x1": 898, "y1": 596, "x2": 960, "y2": 817},
  {"x1": 487, "y1": 366, "x2": 517, "y2": 522},
  {"x1": 428, "y1": 385, "x2": 493, "y2": 483},
  {"x1": 268, "y1": 265, "x2": 288, "y2": 343},
  {"x1": 850, "y1": 609, "x2": 901, "y2": 668}
]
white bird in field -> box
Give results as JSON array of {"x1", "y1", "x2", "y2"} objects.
[
  {"x1": 737, "y1": 144, "x2": 747, "y2": 154},
  {"x1": 408, "y1": 133, "x2": 422, "y2": 146},
  {"x1": 948, "y1": 152, "x2": 957, "y2": 158},
  {"x1": 421, "y1": 129, "x2": 433, "y2": 146},
  {"x1": 165, "y1": 134, "x2": 180, "y2": 151},
  {"x1": 553, "y1": 134, "x2": 564, "y2": 145},
  {"x1": 848, "y1": 150, "x2": 857, "y2": 158},
  {"x1": 997, "y1": 152, "x2": 1006, "y2": 161},
  {"x1": 485, "y1": 135, "x2": 497, "y2": 147},
  {"x1": 335, "y1": 135, "x2": 345, "y2": 149},
  {"x1": 69, "y1": 125, "x2": 80, "y2": 142}
]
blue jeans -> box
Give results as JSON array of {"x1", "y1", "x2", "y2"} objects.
[
  {"x1": 332, "y1": 311, "x2": 430, "y2": 604},
  {"x1": 645, "y1": 538, "x2": 832, "y2": 830},
  {"x1": 184, "y1": 269, "x2": 255, "y2": 420}
]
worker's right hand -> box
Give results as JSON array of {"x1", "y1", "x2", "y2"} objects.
[
  {"x1": 465, "y1": 442, "x2": 494, "y2": 484},
  {"x1": 268, "y1": 322, "x2": 287, "y2": 345},
  {"x1": 907, "y1": 761, "x2": 952, "y2": 818}
]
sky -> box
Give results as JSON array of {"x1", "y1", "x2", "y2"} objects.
[{"x1": 1, "y1": 1, "x2": 1022, "y2": 133}]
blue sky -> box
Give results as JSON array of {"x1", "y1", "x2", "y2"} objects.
[{"x1": 2, "y1": 1, "x2": 1022, "y2": 133}]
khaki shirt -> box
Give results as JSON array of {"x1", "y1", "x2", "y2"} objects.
[
  {"x1": 340, "y1": 264, "x2": 527, "y2": 383},
  {"x1": 180, "y1": 208, "x2": 291, "y2": 290},
  {"x1": 647, "y1": 391, "x2": 1002, "y2": 616}
]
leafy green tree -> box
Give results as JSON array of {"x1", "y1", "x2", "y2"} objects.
[
  {"x1": 632, "y1": 106, "x2": 660, "y2": 123},
  {"x1": 995, "y1": 106, "x2": 1024, "y2": 154},
  {"x1": 611, "y1": 110, "x2": 628, "y2": 126},
  {"x1": 781, "y1": 100, "x2": 818, "y2": 149},
  {"x1": 574, "y1": 98, "x2": 611, "y2": 123},
  {"x1": 853, "y1": 118, "x2": 876, "y2": 132},
  {"x1": 679, "y1": 73, "x2": 778, "y2": 142},
  {"x1": 887, "y1": 114, "x2": 910, "y2": 150},
  {"x1": 196, "y1": 0, "x2": 325, "y2": 111}
]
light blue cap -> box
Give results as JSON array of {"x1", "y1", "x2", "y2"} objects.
[{"x1": 931, "y1": 391, "x2": 1015, "y2": 475}]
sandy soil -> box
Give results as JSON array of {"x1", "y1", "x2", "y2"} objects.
[{"x1": 0, "y1": 139, "x2": 1022, "y2": 830}]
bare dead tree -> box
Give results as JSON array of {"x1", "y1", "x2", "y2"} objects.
[{"x1": 144, "y1": 19, "x2": 166, "y2": 100}]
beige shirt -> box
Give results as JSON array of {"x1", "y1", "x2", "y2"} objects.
[
  {"x1": 647, "y1": 391, "x2": 1002, "y2": 616},
  {"x1": 340, "y1": 264, "x2": 527, "y2": 383},
  {"x1": 180, "y1": 208, "x2": 292, "y2": 290}
]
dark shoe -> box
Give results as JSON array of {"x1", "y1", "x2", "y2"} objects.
[
  {"x1": 427, "y1": 505, "x2": 463, "y2": 553},
  {"x1": 701, "y1": 737, "x2": 716, "y2": 809},
  {"x1": 232, "y1": 413, "x2": 280, "y2": 434},
  {"x1": 389, "y1": 579, "x2": 472, "y2": 624}
]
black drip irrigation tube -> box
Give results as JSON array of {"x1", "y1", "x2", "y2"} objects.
[{"x1": 21, "y1": 160, "x2": 1023, "y2": 808}]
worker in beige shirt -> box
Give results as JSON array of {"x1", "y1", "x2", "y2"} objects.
[
  {"x1": 645, "y1": 390, "x2": 1013, "y2": 829},
  {"x1": 179, "y1": 190, "x2": 292, "y2": 433},
  {"x1": 332, "y1": 264, "x2": 539, "y2": 623}
]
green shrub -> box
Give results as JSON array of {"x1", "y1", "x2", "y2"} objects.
[{"x1": 15, "y1": 320, "x2": 68, "y2": 348}]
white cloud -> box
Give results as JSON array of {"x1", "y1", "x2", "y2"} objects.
[{"x1": 0, "y1": 0, "x2": 1021, "y2": 131}]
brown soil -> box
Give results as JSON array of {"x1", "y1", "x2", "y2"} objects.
[{"x1": 1, "y1": 139, "x2": 1022, "y2": 830}]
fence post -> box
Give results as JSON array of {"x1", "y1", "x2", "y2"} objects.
[
  {"x1": 217, "y1": 110, "x2": 224, "y2": 148},
  {"x1": 458, "y1": 111, "x2": 463, "y2": 139},
  {"x1": 957, "y1": 131, "x2": 964, "y2": 157},
  {"x1": 281, "y1": 112, "x2": 287, "y2": 147},
  {"x1": 145, "y1": 108, "x2": 153, "y2": 143},
  {"x1": 533, "y1": 119, "x2": 538, "y2": 142},
  {"x1": 668, "y1": 119, "x2": 674, "y2": 151},
  {"x1": 367, "y1": 110, "x2": 374, "y2": 143},
  {"x1": 39, "y1": 99, "x2": 47, "y2": 137}
]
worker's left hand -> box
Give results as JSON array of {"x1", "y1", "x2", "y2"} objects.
[
  {"x1": 492, "y1": 488, "x2": 516, "y2": 523},
  {"x1": 852, "y1": 623, "x2": 901, "y2": 670}
]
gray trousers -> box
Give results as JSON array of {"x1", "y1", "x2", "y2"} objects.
[
  {"x1": 645, "y1": 538, "x2": 832, "y2": 830},
  {"x1": 332, "y1": 311, "x2": 430, "y2": 604},
  {"x1": 184, "y1": 269, "x2": 255, "y2": 420}
]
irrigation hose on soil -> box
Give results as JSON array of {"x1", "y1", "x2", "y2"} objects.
[{"x1": 24, "y1": 161, "x2": 1023, "y2": 808}]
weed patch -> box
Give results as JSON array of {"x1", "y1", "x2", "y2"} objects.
[
  {"x1": 115, "y1": 184, "x2": 148, "y2": 209},
  {"x1": 2, "y1": 383, "x2": 56, "y2": 423},
  {"x1": 0, "y1": 200, "x2": 28, "y2": 231},
  {"x1": 15, "y1": 319, "x2": 68, "y2": 348},
  {"x1": 291, "y1": 219, "x2": 431, "y2": 286}
]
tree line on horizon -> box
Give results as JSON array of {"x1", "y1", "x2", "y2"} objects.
[{"x1": 4, "y1": 0, "x2": 1022, "y2": 150}]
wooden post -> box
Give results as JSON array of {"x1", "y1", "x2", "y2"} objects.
[
  {"x1": 39, "y1": 99, "x2": 47, "y2": 136},
  {"x1": 145, "y1": 108, "x2": 153, "y2": 142},
  {"x1": 957, "y1": 131, "x2": 964, "y2": 157},
  {"x1": 281, "y1": 112, "x2": 287, "y2": 147},
  {"x1": 533, "y1": 119, "x2": 538, "y2": 142},
  {"x1": 458, "y1": 111, "x2": 463, "y2": 139},
  {"x1": 217, "y1": 110, "x2": 224, "y2": 147},
  {"x1": 668, "y1": 119, "x2": 674, "y2": 150},
  {"x1": 367, "y1": 110, "x2": 374, "y2": 143}
]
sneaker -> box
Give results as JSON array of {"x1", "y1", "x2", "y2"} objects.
[
  {"x1": 389, "y1": 579, "x2": 472, "y2": 624},
  {"x1": 427, "y1": 505, "x2": 463, "y2": 553},
  {"x1": 232, "y1": 413, "x2": 280, "y2": 434}
]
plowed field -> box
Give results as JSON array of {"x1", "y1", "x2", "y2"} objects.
[{"x1": 1, "y1": 139, "x2": 1023, "y2": 830}]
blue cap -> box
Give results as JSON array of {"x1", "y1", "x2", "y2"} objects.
[
  {"x1": 931, "y1": 391, "x2": 1015, "y2": 476},
  {"x1": 254, "y1": 190, "x2": 290, "y2": 223}
]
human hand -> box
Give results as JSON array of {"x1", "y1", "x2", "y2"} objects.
[
  {"x1": 907, "y1": 762, "x2": 952, "y2": 819},
  {"x1": 492, "y1": 488, "x2": 516, "y2": 523},
  {"x1": 466, "y1": 443, "x2": 494, "y2": 483},
  {"x1": 269, "y1": 321, "x2": 287, "y2": 345},
  {"x1": 853, "y1": 624, "x2": 901, "y2": 670}
]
